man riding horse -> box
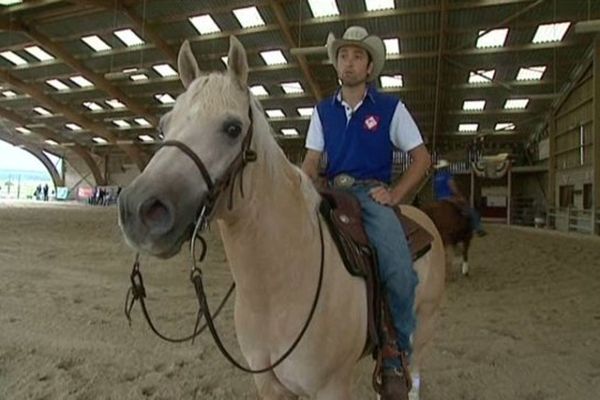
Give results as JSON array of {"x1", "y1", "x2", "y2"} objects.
[
  {"x1": 302, "y1": 26, "x2": 431, "y2": 400},
  {"x1": 433, "y1": 159, "x2": 486, "y2": 237}
]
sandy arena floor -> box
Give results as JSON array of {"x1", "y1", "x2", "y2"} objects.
[{"x1": 0, "y1": 201, "x2": 599, "y2": 399}]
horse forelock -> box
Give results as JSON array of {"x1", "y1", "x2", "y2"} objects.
[{"x1": 180, "y1": 72, "x2": 249, "y2": 117}]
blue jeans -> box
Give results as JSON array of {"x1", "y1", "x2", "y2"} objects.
[{"x1": 347, "y1": 185, "x2": 418, "y2": 369}]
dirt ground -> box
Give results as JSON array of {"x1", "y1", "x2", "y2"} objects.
[{"x1": 0, "y1": 201, "x2": 599, "y2": 400}]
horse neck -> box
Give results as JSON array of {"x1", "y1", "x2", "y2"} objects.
[{"x1": 216, "y1": 116, "x2": 322, "y2": 301}]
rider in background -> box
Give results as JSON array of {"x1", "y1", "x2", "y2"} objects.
[{"x1": 433, "y1": 159, "x2": 487, "y2": 237}]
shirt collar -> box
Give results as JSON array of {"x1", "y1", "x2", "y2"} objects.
[{"x1": 333, "y1": 85, "x2": 377, "y2": 105}]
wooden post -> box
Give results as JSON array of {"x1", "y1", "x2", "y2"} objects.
[
  {"x1": 470, "y1": 170, "x2": 475, "y2": 208},
  {"x1": 507, "y1": 168, "x2": 512, "y2": 225},
  {"x1": 593, "y1": 37, "x2": 600, "y2": 234}
]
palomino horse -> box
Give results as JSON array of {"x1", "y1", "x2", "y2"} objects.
[
  {"x1": 421, "y1": 200, "x2": 473, "y2": 277},
  {"x1": 118, "y1": 37, "x2": 445, "y2": 399}
]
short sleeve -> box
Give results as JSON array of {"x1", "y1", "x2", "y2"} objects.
[
  {"x1": 304, "y1": 107, "x2": 324, "y2": 152},
  {"x1": 389, "y1": 101, "x2": 424, "y2": 152}
]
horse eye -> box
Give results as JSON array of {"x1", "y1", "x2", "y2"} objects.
[{"x1": 225, "y1": 124, "x2": 242, "y2": 138}]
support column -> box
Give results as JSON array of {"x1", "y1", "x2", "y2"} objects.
[
  {"x1": 507, "y1": 168, "x2": 512, "y2": 225},
  {"x1": 593, "y1": 38, "x2": 600, "y2": 234}
]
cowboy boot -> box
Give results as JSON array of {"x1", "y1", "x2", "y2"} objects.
[
  {"x1": 380, "y1": 368, "x2": 410, "y2": 400},
  {"x1": 380, "y1": 346, "x2": 412, "y2": 400}
]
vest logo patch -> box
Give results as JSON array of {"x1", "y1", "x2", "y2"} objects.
[{"x1": 363, "y1": 115, "x2": 380, "y2": 132}]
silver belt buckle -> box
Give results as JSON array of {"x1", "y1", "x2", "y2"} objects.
[{"x1": 333, "y1": 174, "x2": 355, "y2": 188}]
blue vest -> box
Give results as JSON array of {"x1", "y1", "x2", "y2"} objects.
[
  {"x1": 433, "y1": 170, "x2": 454, "y2": 200},
  {"x1": 317, "y1": 87, "x2": 399, "y2": 184}
]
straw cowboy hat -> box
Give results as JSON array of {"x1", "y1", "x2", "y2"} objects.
[
  {"x1": 327, "y1": 26, "x2": 385, "y2": 82},
  {"x1": 434, "y1": 159, "x2": 450, "y2": 169}
]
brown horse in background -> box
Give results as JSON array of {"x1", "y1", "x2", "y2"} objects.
[{"x1": 421, "y1": 200, "x2": 473, "y2": 277}]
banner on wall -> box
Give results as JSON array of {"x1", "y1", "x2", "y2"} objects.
[
  {"x1": 55, "y1": 187, "x2": 69, "y2": 200},
  {"x1": 77, "y1": 187, "x2": 93, "y2": 200}
]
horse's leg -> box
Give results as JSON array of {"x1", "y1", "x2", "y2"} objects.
[
  {"x1": 253, "y1": 372, "x2": 298, "y2": 400},
  {"x1": 410, "y1": 301, "x2": 438, "y2": 400},
  {"x1": 461, "y1": 237, "x2": 472, "y2": 276},
  {"x1": 444, "y1": 245, "x2": 457, "y2": 281}
]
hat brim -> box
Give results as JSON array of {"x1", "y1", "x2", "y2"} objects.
[{"x1": 327, "y1": 34, "x2": 385, "y2": 82}]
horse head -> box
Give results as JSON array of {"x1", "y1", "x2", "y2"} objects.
[{"x1": 118, "y1": 36, "x2": 254, "y2": 258}]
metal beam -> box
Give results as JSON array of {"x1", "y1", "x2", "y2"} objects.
[
  {"x1": 0, "y1": 106, "x2": 106, "y2": 184},
  {"x1": 0, "y1": 68, "x2": 146, "y2": 171},
  {"x1": 432, "y1": 0, "x2": 448, "y2": 152},
  {"x1": 268, "y1": 0, "x2": 321, "y2": 101},
  {"x1": 593, "y1": 38, "x2": 600, "y2": 234}
]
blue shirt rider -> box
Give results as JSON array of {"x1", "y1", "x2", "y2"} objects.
[{"x1": 433, "y1": 159, "x2": 486, "y2": 236}]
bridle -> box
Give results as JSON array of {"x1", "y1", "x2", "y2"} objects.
[{"x1": 124, "y1": 93, "x2": 326, "y2": 374}]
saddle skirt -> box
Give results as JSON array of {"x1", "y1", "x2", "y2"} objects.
[{"x1": 318, "y1": 189, "x2": 433, "y2": 356}]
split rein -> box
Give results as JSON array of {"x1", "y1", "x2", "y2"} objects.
[{"x1": 123, "y1": 101, "x2": 326, "y2": 374}]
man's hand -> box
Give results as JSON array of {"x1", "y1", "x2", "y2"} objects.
[{"x1": 369, "y1": 186, "x2": 396, "y2": 206}]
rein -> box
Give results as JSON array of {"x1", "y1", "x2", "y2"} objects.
[{"x1": 124, "y1": 97, "x2": 327, "y2": 374}]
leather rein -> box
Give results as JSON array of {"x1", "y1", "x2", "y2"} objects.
[{"x1": 124, "y1": 97, "x2": 326, "y2": 374}]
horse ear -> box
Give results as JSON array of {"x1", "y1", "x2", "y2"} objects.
[
  {"x1": 227, "y1": 36, "x2": 248, "y2": 87},
  {"x1": 178, "y1": 40, "x2": 200, "y2": 89}
]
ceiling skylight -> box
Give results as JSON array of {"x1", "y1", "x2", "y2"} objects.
[
  {"x1": 250, "y1": 85, "x2": 269, "y2": 96},
  {"x1": 462, "y1": 100, "x2": 486, "y2": 111},
  {"x1": 297, "y1": 107, "x2": 314, "y2": 117},
  {"x1": 130, "y1": 73, "x2": 148, "y2": 81},
  {"x1": 458, "y1": 123, "x2": 479, "y2": 132},
  {"x1": 66, "y1": 123, "x2": 82, "y2": 131},
  {"x1": 0, "y1": 51, "x2": 27, "y2": 65},
  {"x1": 154, "y1": 93, "x2": 175, "y2": 104},
  {"x1": 138, "y1": 134, "x2": 154, "y2": 142},
  {"x1": 114, "y1": 29, "x2": 145, "y2": 47},
  {"x1": 232, "y1": 6, "x2": 265, "y2": 28},
  {"x1": 281, "y1": 128, "x2": 299, "y2": 136},
  {"x1": 281, "y1": 82, "x2": 304, "y2": 94},
  {"x1": 308, "y1": 0, "x2": 339, "y2": 17},
  {"x1": 495, "y1": 122, "x2": 516, "y2": 131},
  {"x1": 468, "y1": 69, "x2": 495, "y2": 83},
  {"x1": 15, "y1": 127, "x2": 30, "y2": 134},
  {"x1": 152, "y1": 64, "x2": 178, "y2": 77},
  {"x1": 44, "y1": 139, "x2": 59, "y2": 146},
  {"x1": 83, "y1": 101, "x2": 103, "y2": 111},
  {"x1": 92, "y1": 137, "x2": 108, "y2": 144},
  {"x1": 265, "y1": 109, "x2": 285, "y2": 118},
  {"x1": 476, "y1": 28, "x2": 508, "y2": 48},
  {"x1": 81, "y1": 35, "x2": 112, "y2": 52},
  {"x1": 46, "y1": 79, "x2": 69, "y2": 91},
  {"x1": 70, "y1": 75, "x2": 94, "y2": 88},
  {"x1": 113, "y1": 119, "x2": 131, "y2": 128},
  {"x1": 189, "y1": 14, "x2": 221, "y2": 34},
  {"x1": 105, "y1": 99, "x2": 126, "y2": 109},
  {"x1": 260, "y1": 50, "x2": 287, "y2": 65},
  {"x1": 380, "y1": 75, "x2": 403, "y2": 88},
  {"x1": 516, "y1": 65, "x2": 547, "y2": 81},
  {"x1": 365, "y1": 0, "x2": 394, "y2": 11},
  {"x1": 34, "y1": 106, "x2": 52, "y2": 116},
  {"x1": 504, "y1": 98, "x2": 529, "y2": 109},
  {"x1": 383, "y1": 38, "x2": 399, "y2": 55},
  {"x1": 134, "y1": 118, "x2": 151, "y2": 127},
  {"x1": 532, "y1": 22, "x2": 570, "y2": 43},
  {"x1": 2, "y1": 90, "x2": 17, "y2": 97},
  {"x1": 24, "y1": 46, "x2": 54, "y2": 61}
]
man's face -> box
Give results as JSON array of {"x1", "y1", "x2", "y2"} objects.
[{"x1": 336, "y1": 45, "x2": 373, "y2": 87}]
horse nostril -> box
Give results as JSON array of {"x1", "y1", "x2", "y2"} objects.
[{"x1": 139, "y1": 197, "x2": 174, "y2": 234}]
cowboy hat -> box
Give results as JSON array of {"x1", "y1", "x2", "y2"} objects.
[
  {"x1": 326, "y1": 26, "x2": 385, "y2": 82},
  {"x1": 434, "y1": 159, "x2": 450, "y2": 169}
]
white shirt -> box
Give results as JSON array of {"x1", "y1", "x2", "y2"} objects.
[{"x1": 305, "y1": 92, "x2": 423, "y2": 154}]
